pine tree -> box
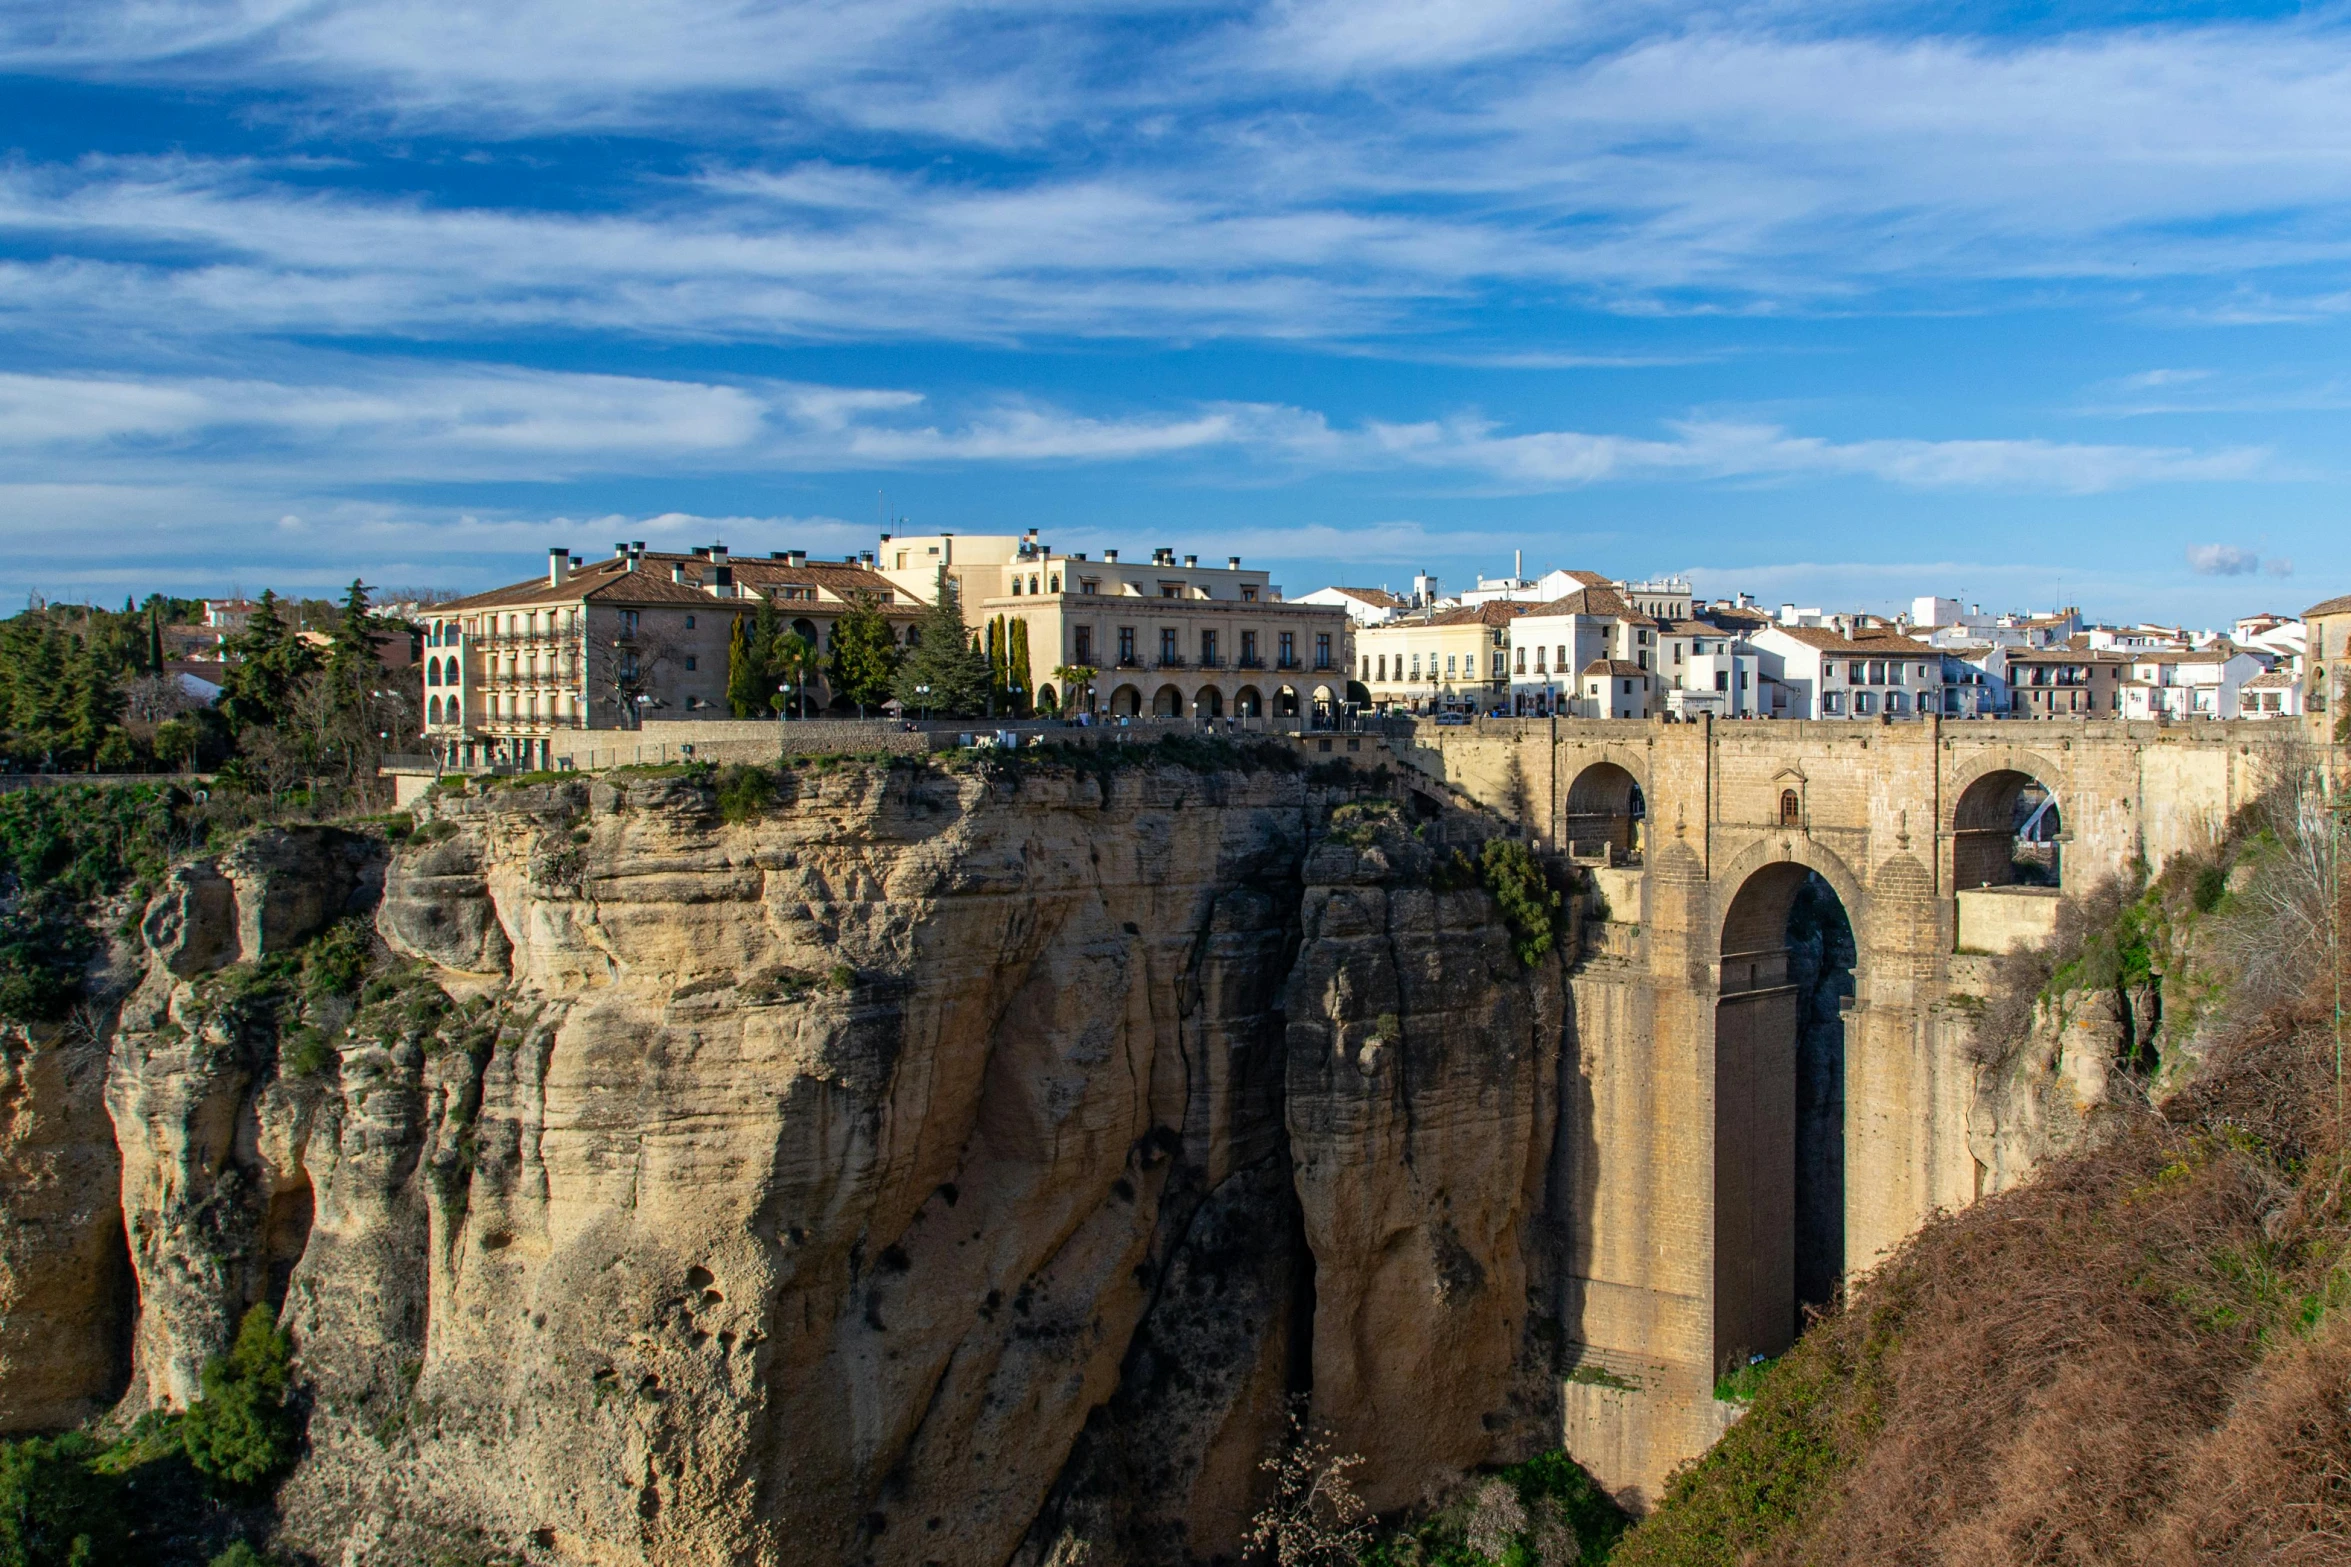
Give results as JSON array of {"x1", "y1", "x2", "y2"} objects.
[
  {"x1": 146, "y1": 603, "x2": 165, "y2": 675},
  {"x1": 827, "y1": 594, "x2": 899, "y2": 718},
  {"x1": 63, "y1": 639, "x2": 122, "y2": 766},
  {"x1": 891, "y1": 568, "x2": 990, "y2": 718},
  {"x1": 220, "y1": 592, "x2": 320, "y2": 733},
  {"x1": 325, "y1": 579, "x2": 376, "y2": 706}
]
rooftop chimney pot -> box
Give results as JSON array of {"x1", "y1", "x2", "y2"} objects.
[{"x1": 1227, "y1": 556, "x2": 1240, "y2": 570}]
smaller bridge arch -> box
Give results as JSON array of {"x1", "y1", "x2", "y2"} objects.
[
  {"x1": 1950, "y1": 765, "x2": 2065, "y2": 890},
  {"x1": 1563, "y1": 760, "x2": 1647, "y2": 866}
]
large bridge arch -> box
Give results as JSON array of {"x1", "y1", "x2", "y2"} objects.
[{"x1": 1706, "y1": 840, "x2": 1867, "y2": 1372}]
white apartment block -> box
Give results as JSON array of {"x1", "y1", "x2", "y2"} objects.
[
  {"x1": 1751, "y1": 628, "x2": 1942, "y2": 719},
  {"x1": 2115, "y1": 649, "x2": 2265, "y2": 720}
]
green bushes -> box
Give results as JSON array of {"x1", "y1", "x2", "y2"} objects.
[
  {"x1": 713, "y1": 764, "x2": 777, "y2": 823},
  {"x1": 0, "y1": 1431, "x2": 128, "y2": 1567},
  {"x1": 1479, "y1": 838, "x2": 1562, "y2": 967},
  {"x1": 180, "y1": 1306, "x2": 297, "y2": 1493},
  {"x1": 0, "y1": 782, "x2": 188, "y2": 1022},
  {"x1": 1362, "y1": 1446, "x2": 1625, "y2": 1567}
]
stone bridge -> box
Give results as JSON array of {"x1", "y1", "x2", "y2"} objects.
[{"x1": 1383, "y1": 715, "x2": 2287, "y2": 1502}]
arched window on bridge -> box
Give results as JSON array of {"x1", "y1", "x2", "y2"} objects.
[{"x1": 1779, "y1": 789, "x2": 1801, "y2": 827}]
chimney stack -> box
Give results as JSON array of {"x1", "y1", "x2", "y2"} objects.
[
  {"x1": 671, "y1": 563, "x2": 688, "y2": 584},
  {"x1": 614, "y1": 542, "x2": 629, "y2": 559},
  {"x1": 549, "y1": 546, "x2": 571, "y2": 587},
  {"x1": 1103, "y1": 548, "x2": 1119, "y2": 563},
  {"x1": 786, "y1": 549, "x2": 806, "y2": 568},
  {"x1": 1184, "y1": 554, "x2": 1198, "y2": 568},
  {"x1": 1227, "y1": 556, "x2": 1240, "y2": 570}
]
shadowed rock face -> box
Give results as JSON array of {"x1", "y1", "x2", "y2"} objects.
[{"x1": 3, "y1": 765, "x2": 1572, "y2": 1567}]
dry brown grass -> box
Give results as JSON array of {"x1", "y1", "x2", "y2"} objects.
[{"x1": 1622, "y1": 1004, "x2": 2351, "y2": 1567}]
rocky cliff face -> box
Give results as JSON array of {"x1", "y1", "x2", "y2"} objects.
[{"x1": 7, "y1": 755, "x2": 1574, "y2": 1567}]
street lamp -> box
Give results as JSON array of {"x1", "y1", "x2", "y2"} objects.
[{"x1": 915, "y1": 683, "x2": 932, "y2": 722}]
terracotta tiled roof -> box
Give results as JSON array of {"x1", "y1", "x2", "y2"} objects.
[
  {"x1": 1515, "y1": 586, "x2": 1655, "y2": 625},
  {"x1": 438, "y1": 553, "x2": 917, "y2": 616},
  {"x1": 2306, "y1": 593, "x2": 2351, "y2": 618},
  {"x1": 1322, "y1": 586, "x2": 1408, "y2": 607},
  {"x1": 2246, "y1": 669, "x2": 2297, "y2": 688},
  {"x1": 1580, "y1": 659, "x2": 1650, "y2": 678},
  {"x1": 1761, "y1": 625, "x2": 1883, "y2": 655},
  {"x1": 1400, "y1": 600, "x2": 1540, "y2": 628}
]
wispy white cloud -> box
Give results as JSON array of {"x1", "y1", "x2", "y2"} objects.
[
  {"x1": 4, "y1": 10, "x2": 2351, "y2": 345},
  {"x1": 0, "y1": 364, "x2": 2274, "y2": 495}
]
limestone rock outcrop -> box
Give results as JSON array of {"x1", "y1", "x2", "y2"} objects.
[
  {"x1": 0, "y1": 1021, "x2": 130, "y2": 1429},
  {"x1": 0, "y1": 758, "x2": 1572, "y2": 1566}
]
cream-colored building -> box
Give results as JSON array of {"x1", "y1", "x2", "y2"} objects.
[
  {"x1": 876, "y1": 532, "x2": 1352, "y2": 719},
  {"x1": 1357, "y1": 602, "x2": 1528, "y2": 712},
  {"x1": 424, "y1": 542, "x2": 917, "y2": 768}
]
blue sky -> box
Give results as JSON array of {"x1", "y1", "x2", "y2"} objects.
[{"x1": 2, "y1": 2, "x2": 2348, "y2": 625}]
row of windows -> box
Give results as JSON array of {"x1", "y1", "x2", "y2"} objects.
[
  {"x1": 1082, "y1": 626, "x2": 1330, "y2": 669},
  {"x1": 1837, "y1": 659, "x2": 1931, "y2": 686},
  {"x1": 432, "y1": 609, "x2": 582, "y2": 644},
  {"x1": 1820, "y1": 690, "x2": 1941, "y2": 715},
  {"x1": 1363, "y1": 650, "x2": 1510, "y2": 682}
]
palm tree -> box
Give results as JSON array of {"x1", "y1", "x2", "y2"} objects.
[
  {"x1": 1051, "y1": 663, "x2": 1098, "y2": 714},
  {"x1": 771, "y1": 631, "x2": 818, "y2": 719}
]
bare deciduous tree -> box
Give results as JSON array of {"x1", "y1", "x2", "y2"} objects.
[{"x1": 1245, "y1": 1404, "x2": 1372, "y2": 1567}]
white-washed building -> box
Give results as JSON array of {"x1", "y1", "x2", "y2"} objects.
[{"x1": 2116, "y1": 648, "x2": 2266, "y2": 720}]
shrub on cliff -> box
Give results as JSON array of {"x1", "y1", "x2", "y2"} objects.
[
  {"x1": 714, "y1": 763, "x2": 777, "y2": 822},
  {"x1": 1479, "y1": 838, "x2": 1562, "y2": 966},
  {"x1": 181, "y1": 1307, "x2": 298, "y2": 1494}
]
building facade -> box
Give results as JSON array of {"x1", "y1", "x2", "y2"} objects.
[
  {"x1": 424, "y1": 543, "x2": 917, "y2": 767},
  {"x1": 1358, "y1": 602, "x2": 1529, "y2": 712},
  {"x1": 878, "y1": 532, "x2": 1352, "y2": 720}
]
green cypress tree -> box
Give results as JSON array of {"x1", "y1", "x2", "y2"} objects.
[
  {"x1": 989, "y1": 616, "x2": 1010, "y2": 709},
  {"x1": 725, "y1": 615, "x2": 764, "y2": 717},
  {"x1": 1008, "y1": 618, "x2": 1033, "y2": 717},
  {"x1": 146, "y1": 603, "x2": 166, "y2": 676}
]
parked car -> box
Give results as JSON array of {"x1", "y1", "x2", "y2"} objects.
[{"x1": 1433, "y1": 712, "x2": 1472, "y2": 726}]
